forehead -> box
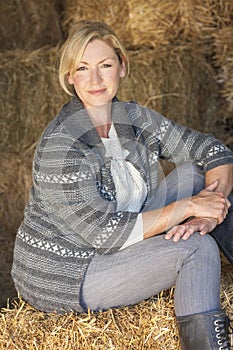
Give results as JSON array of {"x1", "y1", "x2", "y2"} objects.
[{"x1": 81, "y1": 39, "x2": 117, "y2": 62}]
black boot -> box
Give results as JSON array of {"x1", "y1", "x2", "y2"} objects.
[{"x1": 176, "y1": 310, "x2": 232, "y2": 350}]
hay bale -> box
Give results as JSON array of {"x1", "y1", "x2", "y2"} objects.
[
  {"x1": 0, "y1": 261, "x2": 232, "y2": 350},
  {"x1": 212, "y1": 26, "x2": 233, "y2": 115},
  {"x1": 126, "y1": 0, "x2": 214, "y2": 50},
  {"x1": 0, "y1": 47, "x2": 68, "y2": 153},
  {"x1": 211, "y1": 0, "x2": 233, "y2": 28},
  {"x1": 0, "y1": 151, "x2": 34, "y2": 236},
  {"x1": 0, "y1": 42, "x2": 223, "y2": 155},
  {"x1": 61, "y1": 0, "x2": 132, "y2": 47},
  {"x1": 0, "y1": 220, "x2": 17, "y2": 308},
  {"x1": 221, "y1": 261, "x2": 233, "y2": 311},
  {"x1": 0, "y1": 150, "x2": 34, "y2": 308},
  {"x1": 0, "y1": 0, "x2": 63, "y2": 50},
  {"x1": 0, "y1": 290, "x2": 180, "y2": 349},
  {"x1": 118, "y1": 44, "x2": 222, "y2": 135},
  {"x1": 61, "y1": 0, "x2": 215, "y2": 51}
]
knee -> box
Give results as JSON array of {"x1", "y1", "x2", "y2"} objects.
[
  {"x1": 176, "y1": 162, "x2": 205, "y2": 195},
  {"x1": 191, "y1": 234, "x2": 220, "y2": 262}
]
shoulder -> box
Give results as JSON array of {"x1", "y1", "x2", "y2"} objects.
[
  {"x1": 121, "y1": 100, "x2": 169, "y2": 130},
  {"x1": 38, "y1": 96, "x2": 86, "y2": 143}
]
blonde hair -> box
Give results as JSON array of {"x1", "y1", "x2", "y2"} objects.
[{"x1": 59, "y1": 20, "x2": 130, "y2": 96}]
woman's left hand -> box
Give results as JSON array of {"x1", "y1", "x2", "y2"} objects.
[{"x1": 165, "y1": 217, "x2": 218, "y2": 242}]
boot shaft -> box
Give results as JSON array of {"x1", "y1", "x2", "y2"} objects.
[{"x1": 176, "y1": 310, "x2": 232, "y2": 350}]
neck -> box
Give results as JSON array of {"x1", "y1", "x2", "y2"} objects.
[
  {"x1": 95, "y1": 123, "x2": 112, "y2": 138},
  {"x1": 87, "y1": 103, "x2": 112, "y2": 138}
]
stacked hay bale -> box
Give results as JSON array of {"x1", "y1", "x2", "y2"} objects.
[
  {"x1": 0, "y1": 50, "x2": 68, "y2": 305},
  {"x1": 61, "y1": 0, "x2": 225, "y2": 132},
  {"x1": 0, "y1": 1, "x2": 67, "y2": 307},
  {"x1": 0, "y1": 0, "x2": 63, "y2": 50},
  {"x1": 211, "y1": 0, "x2": 233, "y2": 147},
  {"x1": 0, "y1": 0, "x2": 233, "y2": 348},
  {"x1": 0, "y1": 266, "x2": 232, "y2": 349}
]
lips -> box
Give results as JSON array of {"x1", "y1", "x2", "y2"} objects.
[{"x1": 88, "y1": 88, "x2": 106, "y2": 95}]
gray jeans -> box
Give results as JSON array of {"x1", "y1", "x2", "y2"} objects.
[{"x1": 82, "y1": 163, "x2": 221, "y2": 316}]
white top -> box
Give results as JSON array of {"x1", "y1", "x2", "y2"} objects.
[{"x1": 101, "y1": 124, "x2": 147, "y2": 249}]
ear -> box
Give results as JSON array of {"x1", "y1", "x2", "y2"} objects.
[
  {"x1": 120, "y1": 60, "x2": 126, "y2": 78},
  {"x1": 67, "y1": 72, "x2": 73, "y2": 85}
]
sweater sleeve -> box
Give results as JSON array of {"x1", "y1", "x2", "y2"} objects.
[
  {"x1": 147, "y1": 109, "x2": 233, "y2": 171},
  {"x1": 32, "y1": 126, "x2": 138, "y2": 255}
]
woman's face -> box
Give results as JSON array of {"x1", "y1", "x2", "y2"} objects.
[{"x1": 68, "y1": 39, "x2": 126, "y2": 109}]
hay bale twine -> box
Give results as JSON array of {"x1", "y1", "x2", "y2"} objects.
[
  {"x1": 0, "y1": 47, "x2": 68, "y2": 153},
  {"x1": 0, "y1": 0, "x2": 63, "y2": 50}
]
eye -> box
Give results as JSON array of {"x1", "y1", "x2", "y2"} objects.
[
  {"x1": 101, "y1": 63, "x2": 112, "y2": 68},
  {"x1": 77, "y1": 66, "x2": 87, "y2": 71}
]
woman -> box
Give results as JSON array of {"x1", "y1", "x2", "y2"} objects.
[{"x1": 12, "y1": 20, "x2": 233, "y2": 349}]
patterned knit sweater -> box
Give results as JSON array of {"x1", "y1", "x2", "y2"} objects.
[{"x1": 11, "y1": 96, "x2": 233, "y2": 313}]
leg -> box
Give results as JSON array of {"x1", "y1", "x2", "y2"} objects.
[
  {"x1": 210, "y1": 205, "x2": 233, "y2": 265},
  {"x1": 149, "y1": 162, "x2": 233, "y2": 266},
  {"x1": 175, "y1": 206, "x2": 233, "y2": 349},
  {"x1": 81, "y1": 233, "x2": 220, "y2": 316}
]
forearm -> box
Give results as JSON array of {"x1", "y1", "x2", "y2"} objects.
[
  {"x1": 142, "y1": 176, "x2": 231, "y2": 239},
  {"x1": 205, "y1": 164, "x2": 233, "y2": 197},
  {"x1": 142, "y1": 198, "x2": 191, "y2": 239}
]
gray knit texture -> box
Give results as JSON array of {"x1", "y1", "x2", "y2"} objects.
[{"x1": 11, "y1": 97, "x2": 233, "y2": 313}]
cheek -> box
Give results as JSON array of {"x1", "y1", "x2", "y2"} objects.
[
  {"x1": 107, "y1": 70, "x2": 121, "y2": 84},
  {"x1": 71, "y1": 75, "x2": 86, "y2": 90}
]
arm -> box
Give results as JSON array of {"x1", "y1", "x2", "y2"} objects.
[
  {"x1": 142, "y1": 107, "x2": 233, "y2": 241},
  {"x1": 142, "y1": 182, "x2": 228, "y2": 239},
  {"x1": 163, "y1": 164, "x2": 233, "y2": 242},
  {"x1": 205, "y1": 163, "x2": 233, "y2": 198},
  {"x1": 164, "y1": 164, "x2": 233, "y2": 242}
]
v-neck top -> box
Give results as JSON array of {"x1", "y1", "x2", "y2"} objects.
[{"x1": 101, "y1": 123, "x2": 145, "y2": 249}]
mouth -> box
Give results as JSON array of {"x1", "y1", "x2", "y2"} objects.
[{"x1": 88, "y1": 88, "x2": 106, "y2": 95}]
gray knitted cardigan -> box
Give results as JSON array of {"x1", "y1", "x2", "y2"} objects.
[{"x1": 11, "y1": 96, "x2": 233, "y2": 313}]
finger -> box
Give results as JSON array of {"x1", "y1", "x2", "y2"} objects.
[
  {"x1": 218, "y1": 206, "x2": 229, "y2": 223},
  {"x1": 205, "y1": 180, "x2": 219, "y2": 192},
  {"x1": 172, "y1": 226, "x2": 188, "y2": 242},
  {"x1": 200, "y1": 227, "x2": 210, "y2": 235},
  {"x1": 165, "y1": 225, "x2": 185, "y2": 240},
  {"x1": 172, "y1": 232, "x2": 183, "y2": 242},
  {"x1": 182, "y1": 227, "x2": 196, "y2": 240},
  {"x1": 226, "y1": 198, "x2": 231, "y2": 209}
]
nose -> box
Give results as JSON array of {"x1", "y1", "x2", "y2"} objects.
[{"x1": 90, "y1": 68, "x2": 102, "y2": 84}]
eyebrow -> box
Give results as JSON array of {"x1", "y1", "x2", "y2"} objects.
[{"x1": 79, "y1": 57, "x2": 116, "y2": 65}]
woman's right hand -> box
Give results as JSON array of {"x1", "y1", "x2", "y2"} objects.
[
  {"x1": 189, "y1": 180, "x2": 231, "y2": 224},
  {"x1": 143, "y1": 180, "x2": 230, "y2": 239}
]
